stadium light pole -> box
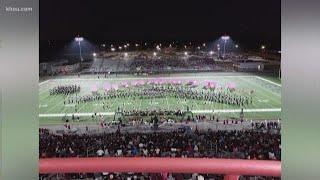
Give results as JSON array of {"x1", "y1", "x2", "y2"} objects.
[
  {"x1": 221, "y1": 35, "x2": 230, "y2": 70},
  {"x1": 184, "y1": 51, "x2": 188, "y2": 60},
  {"x1": 261, "y1": 45, "x2": 266, "y2": 60},
  {"x1": 221, "y1": 35, "x2": 230, "y2": 58},
  {"x1": 75, "y1": 36, "x2": 84, "y2": 71}
]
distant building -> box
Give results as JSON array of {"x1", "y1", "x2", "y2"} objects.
[{"x1": 233, "y1": 60, "x2": 265, "y2": 72}]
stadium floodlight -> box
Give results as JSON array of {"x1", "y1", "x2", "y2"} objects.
[
  {"x1": 153, "y1": 52, "x2": 157, "y2": 56},
  {"x1": 203, "y1": 43, "x2": 206, "y2": 47},
  {"x1": 119, "y1": 46, "x2": 122, "y2": 50},
  {"x1": 124, "y1": 45, "x2": 127, "y2": 48},
  {"x1": 127, "y1": 43, "x2": 130, "y2": 46},
  {"x1": 75, "y1": 36, "x2": 84, "y2": 69},
  {"x1": 217, "y1": 44, "x2": 220, "y2": 47},
  {"x1": 111, "y1": 48, "x2": 115, "y2": 52},
  {"x1": 184, "y1": 51, "x2": 188, "y2": 56},
  {"x1": 93, "y1": 53, "x2": 96, "y2": 57},
  {"x1": 75, "y1": 37, "x2": 83, "y2": 42},
  {"x1": 198, "y1": 46, "x2": 200, "y2": 50},
  {"x1": 184, "y1": 45, "x2": 187, "y2": 48},
  {"x1": 102, "y1": 44, "x2": 106, "y2": 47},
  {"x1": 169, "y1": 44, "x2": 172, "y2": 47},
  {"x1": 135, "y1": 44, "x2": 139, "y2": 47},
  {"x1": 261, "y1": 45, "x2": 266, "y2": 50},
  {"x1": 235, "y1": 45, "x2": 239, "y2": 48},
  {"x1": 221, "y1": 36, "x2": 230, "y2": 41},
  {"x1": 221, "y1": 35, "x2": 230, "y2": 58}
]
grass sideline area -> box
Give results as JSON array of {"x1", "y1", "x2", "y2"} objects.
[{"x1": 39, "y1": 73, "x2": 281, "y2": 125}]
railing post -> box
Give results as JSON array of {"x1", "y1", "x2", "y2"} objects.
[
  {"x1": 87, "y1": 148, "x2": 89, "y2": 157},
  {"x1": 224, "y1": 175, "x2": 240, "y2": 180}
]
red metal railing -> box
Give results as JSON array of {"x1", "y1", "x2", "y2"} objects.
[{"x1": 39, "y1": 158, "x2": 281, "y2": 180}]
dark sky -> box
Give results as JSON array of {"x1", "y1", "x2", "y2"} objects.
[{"x1": 40, "y1": 0, "x2": 280, "y2": 50}]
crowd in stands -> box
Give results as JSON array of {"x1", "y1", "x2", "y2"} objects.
[
  {"x1": 129, "y1": 56, "x2": 217, "y2": 72},
  {"x1": 87, "y1": 52, "x2": 242, "y2": 73},
  {"x1": 40, "y1": 121, "x2": 281, "y2": 179}
]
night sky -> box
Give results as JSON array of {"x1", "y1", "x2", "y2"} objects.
[{"x1": 40, "y1": 0, "x2": 280, "y2": 52}]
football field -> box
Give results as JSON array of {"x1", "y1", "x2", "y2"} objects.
[{"x1": 39, "y1": 73, "x2": 281, "y2": 124}]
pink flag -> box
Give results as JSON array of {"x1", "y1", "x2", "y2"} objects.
[
  {"x1": 104, "y1": 84, "x2": 111, "y2": 91},
  {"x1": 155, "y1": 78, "x2": 161, "y2": 85},
  {"x1": 139, "y1": 80, "x2": 145, "y2": 86},
  {"x1": 227, "y1": 82, "x2": 236, "y2": 89},
  {"x1": 193, "y1": 80, "x2": 199, "y2": 87},
  {"x1": 205, "y1": 80, "x2": 210, "y2": 87},
  {"x1": 112, "y1": 83, "x2": 119, "y2": 90},
  {"x1": 91, "y1": 85, "x2": 98, "y2": 92},
  {"x1": 160, "y1": 79, "x2": 167, "y2": 84},
  {"x1": 205, "y1": 80, "x2": 209, "y2": 84},
  {"x1": 121, "y1": 81, "x2": 128, "y2": 88},
  {"x1": 209, "y1": 81, "x2": 216, "y2": 88},
  {"x1": 147, "y1": 79, "x2": 153, "y2": 84},
  {"x1": 131, "y1": 81, "x2": 137, "y2": 86}
]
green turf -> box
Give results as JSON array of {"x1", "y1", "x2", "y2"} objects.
[{"x1": 39, "y1": 74, "x2": 281, "y2": 124}]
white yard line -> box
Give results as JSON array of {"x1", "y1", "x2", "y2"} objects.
[
  {"x1": 39, "y1": 80, "x2": 50, "y2": 85},
  {"x1": 241, "y1": 77, "x2": 281, "y2": 98},
  {"x1": 241, "y1": 78, "x2": 281, "y2": 108},
  {"x1": 192, "y1": 98, "x2": 202, "y2": 111},
  {"x1": 40, "y1": 94, "x2": 60, "y2": 107},
  {"x1": 255, "y1": 76, "x2": 281, "y2": 87},
  {"x1": 176, "y1": 94, "x2": 185, "y2": 110},
  {"x1": 39, "y1": 108, "x2": 281, "y2": 117},
  {"x1": 138, "y1": 98, "x2": 142, "y2": 110},
  {"x1": 124, "y1": 95, "x2": 130, "y2": 111},
  {"x1": 45, "y1": 97, "x2": 68, "y2": 114},
  {"x1": 109, "y1": 96, "x2": 118, "y2": 110},
  {"x1": 76, "y1": 101, "x2": 88, "y2": 113},
  {"x1": 91, "y1": 102, "x2": 101, "y2": 114},
  {"x1": 39, "y1": 87, "x2": 51, "y2": 95},
  {"x1": 236, "y1": 77, "x2": 276, "y2": 109},
  {"x1": 60, "y1": 91, "x2": 89, "y2": 114},
  {"x1": 165, "y1": 96, "x2": 170, "y2": 110}
]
